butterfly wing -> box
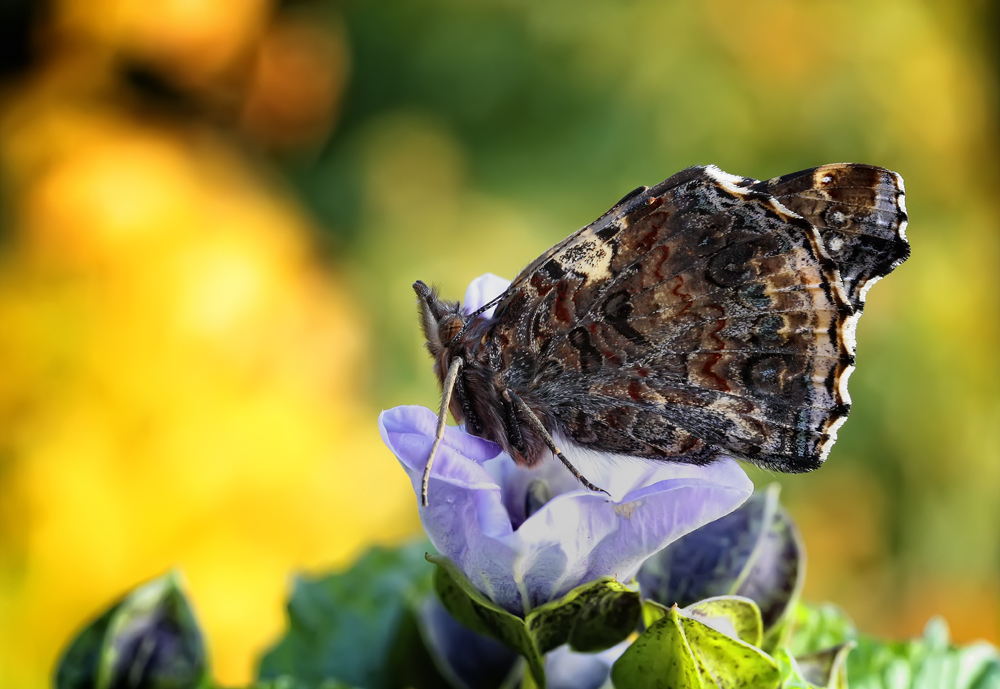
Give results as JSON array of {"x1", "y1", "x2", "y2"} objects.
[
  {"x1": 488, "y1": 165, "x2": 906, "y2": 472},
  {"x1": 749, "y1": 163, "x2": 909, "y2": 312}
]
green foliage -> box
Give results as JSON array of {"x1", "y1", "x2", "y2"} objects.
[
  {"x1": 612, "y1": 596, "x2": 854, "y2": 689},
  {"x1": 429, "y1": 553, "x2": 642, "y2": 689},
  {"x1": 613, "y1": 599, "x2": 780, "y2": 689},
  {"x1": 53, "y1": 540, "x2": 1000, "y2": 689},
  {"x1": 240, "y1": 469, "x2": 1000, "y2": 689},
  {"x1": 681, "y1": 597, "x2": 765, "y2": 648},
  {"x1": 797, "y1": 644, "x2": 853, "y2": 689},
  {"x1": 775, "y1": 645, "x2": 852, "y2": 689},
  {"x1": 247, "y1": 678, "x2": 357, "y2": 689},
  {"x1": 786, "y1": 604, "x2": 858, "y2": 658},
  {"x1": 847, "y1": 619, "x2": 1000, "y2": 689},
  {"x1": 56, "y1": 605, "x2": 118, "y2": 689},
  {"x1": 257, "y1": 541, "x2": 447, "y2": 689},
  {"x1": 638, "y1": 484, "x2": 804, "y2": 650},
  {"x1": 775, "y1": 649, "x2": 826, "y2": 689},
  {"x1": 428, "y1": 553, "x2": 543, "y2": 686},
  {"x1": 55, "y1": 571, "x2": 209, "y2": 689},
  {"x1": 784, "y1": 605, "x2": 1000, "y2": 689},
  {"x1": 526, "y1": 576, "x2": 644, "y2": 654}
]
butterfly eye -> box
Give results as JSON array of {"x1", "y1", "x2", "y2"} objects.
[{"x1": 439, "y1": 316, "x2": 463, "y2": 343}]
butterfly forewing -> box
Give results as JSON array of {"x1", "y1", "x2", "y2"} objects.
[
  {"x1": 749, "y1": 163, "x2": 909, "y2": 312},
  {"x1": 485, "y1": 164, "x2": 907, "y2": 473}
]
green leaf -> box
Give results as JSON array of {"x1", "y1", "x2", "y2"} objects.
[
  {"x1": 679, "y1": 612, "x2": 780, "y2": 688},
  {"x1": 429, "y1": 555, "x2": 642, "y2": 688},
  {"x1": 520, "y1": 665, "x2": 543, "y2": 689},
  {"x1": 847, "y1": 618, "x2": 1000, "y2": 689},
  {"x1": 683, "y1": 596, "x2": 764, "y2": 648},
  {"x1": 637, "y1": 484, "x2": 804, "y2": 650},
  {"x1": 782, "y1": 603, "x2": 858, "y2": 687},
  {"x1": 247, "y1": 678, "x2": 357, "y2": 689},
  {"x1": 774, "y1": 643, "x2": 854, "y2": 689},
  {"x1": 613, "y1": 604, "x2": 704, "y2": 689},
  {"x1": 795, "y1": 643, "x2": 853, "y2": 689},
  {"x1": 526, "y1": 577, "x2": 642, "y2": 653},
  {"x1": 774, "y1": 648, "x2": 824, "y2": 689},
  {"x1": 55, "y1": 606, "x2": 118, "y2": 689},
  {"x1": 613, "y1": 601, "x2": 780, "y2": 689},
  {"x1": 786, "y1": 603, "x2": 857, "y2": 658},
  {"x1": 55, "y1": 571, "x2": 209, "y2": 689},
  {"x1": 428, "y1": 554, "x2": 546, "y2": 688},
  {"x1": 258, "y1": 541, "x2": 448, "y2": 689}
]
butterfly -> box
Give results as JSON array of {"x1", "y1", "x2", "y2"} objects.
[{"x1": 414, "y1": 164, "x2": 909, "y2": 505}]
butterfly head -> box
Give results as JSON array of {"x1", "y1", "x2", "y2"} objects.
[{"x1": 413, "y1": 280, "x2": 468, "y2": 362}]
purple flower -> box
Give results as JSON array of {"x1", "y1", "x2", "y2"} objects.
[{"x1": 379, "y1": 275, "x2": 753, "y2": 615}]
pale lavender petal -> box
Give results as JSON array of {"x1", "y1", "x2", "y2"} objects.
[
  {"x1": 506, "y1": 454, "x2": 752, "y2": 608},
  {"x1": 418, "y1": 596, "x2": 516, "y2": 689},
  {"x1": 481, "y1": 451, "x2": 581, "y2": 530},
  {"x1": 546, "y1": 640, "x2": 628, "y2": 689},
  {"x1": 380, "y1": 405, "x2": 502, "y2": 467},
  {"x1": 387, "y1": 413, "x2": 753, "y2": 620},
  {"x1": 380, "y1": 404, "x2": 753, "y2": 613},
  {"x1": 463, "y1": 273, "x2": 511, "y2": 317},
  {"x1": 379, "y1": 406, "x2": 522, "y2": 607}
]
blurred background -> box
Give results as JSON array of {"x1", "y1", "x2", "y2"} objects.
[{"x1": 0, "y1": 0, "x2": 997, "y2": 686}]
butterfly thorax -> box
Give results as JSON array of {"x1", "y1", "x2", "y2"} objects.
[{"x1": 414, "y1": 280, "x2": 551, "y2": 467}]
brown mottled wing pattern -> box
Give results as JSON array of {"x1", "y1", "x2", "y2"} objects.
[
  {"x1": 487, "y1": 164, "x2": 907, "y2": 472},
  {"x1": 749, "y1": 164, "x2": 909, "y2": 312}
]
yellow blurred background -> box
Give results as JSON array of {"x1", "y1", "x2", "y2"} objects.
[{"x1": 0, "y1": 1, "x2": 997, "y2": 687}]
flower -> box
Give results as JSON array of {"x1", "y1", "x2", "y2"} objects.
[{"x1": 379, "y1": 275, "x2": 754, "y2": 615}]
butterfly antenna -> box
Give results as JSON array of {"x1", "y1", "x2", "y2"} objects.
[
  {"x1": 422, "y1": 356, "x2": 464, "y2": 506},
  {"x1": 505, "y1": 389, "x2": 609, "y2": 498}
]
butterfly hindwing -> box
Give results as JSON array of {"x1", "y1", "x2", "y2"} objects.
[{"x1": 488, "y1": 165, "x2": 877, "y2": 472}]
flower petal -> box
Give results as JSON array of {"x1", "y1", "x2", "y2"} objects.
[
  {"x1": 502, "y1": 451, "x2": 753, "y2": 610},
  {"x1": 380, "y1": 405, "x2": 502, "y2": 467},
  {"x1": 463, "y1": 273, "x2": 511, "y2": 317},
  {"x1": 546, "y1": 639, "x2": 629, "y2": 689},
  {"x1": 381, "y1": 405, "x2": 753, "y2": 615},
  {"x1": 379, "y1": 406, "x2": 523, "y2": 607},
  {"x1": 417, "y1": 596, "x2": 517, "y2": 689}
]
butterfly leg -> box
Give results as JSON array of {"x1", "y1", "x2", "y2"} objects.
[
  {"x1": 505, "y1": 389, "x2": 609, "y2": 498},
  {"x1": 422, "y1": 356, "x2": 463, "y2": 506}
]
